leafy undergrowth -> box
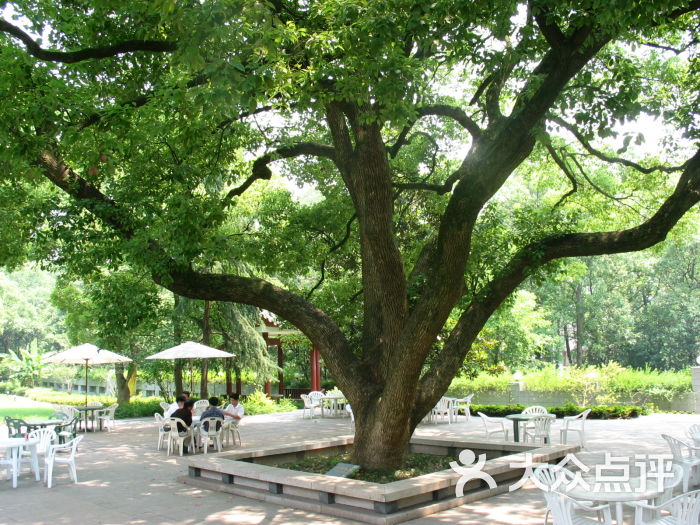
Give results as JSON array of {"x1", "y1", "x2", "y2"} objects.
[{"x1": 281, "y1": 451, "x2": 454, "y2": 483}]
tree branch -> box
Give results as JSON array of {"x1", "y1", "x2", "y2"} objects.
[
  {"x1": 306, "y1": 214, "x2": 357, "y2": 299},
  {"x1": 416, "y1": 104, "x2": 482, "y2": 139},
  {"x1": 37, "y1": 149, "x2": 135, "y2": 238},
  {"x1": 549, "y1": 115, "x2": 688, "y2": 174},
  {"x1": 532, "y1": 4, "x2": 567, "y2": 50},
  {"x1": 416, "y1": 147, "x2": 700, "y2": 410},
  {"x1": 0, "y1": 18, "x2": 177, "y2": 64},
  {"x1": 545, "y1": 143, "x2": 578, "y2": 208},
  {"x1": 221, "y1": 142, "x2": 336, "y2": 207},
  {"x1": 35, "y1": 147, "x2": 365, "y2": 396},
  {"x1": 77, "y1": 74, "x2": 208, "y2": 130}
]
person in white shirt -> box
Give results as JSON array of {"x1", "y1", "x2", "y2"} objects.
[
  {"x1": 223, "y1": 393, "x2": 244, "y2": 420},
  {"x1": 165, "y1": 394, "x2": 186, "y2": 417}
]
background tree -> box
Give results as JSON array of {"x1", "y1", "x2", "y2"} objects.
[{"x1": 1, "y1": 1, "x2": 700, "y2": 469}]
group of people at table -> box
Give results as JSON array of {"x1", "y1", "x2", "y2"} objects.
[{"x1": 161, "y1": 391, "x2": 243, "y2": 454}]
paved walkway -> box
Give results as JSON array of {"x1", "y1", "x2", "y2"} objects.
[{"x1": 1, "y1": 411, "x2": 697, "y2": 524}]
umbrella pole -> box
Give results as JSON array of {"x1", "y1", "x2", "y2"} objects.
[{"x1": 189, "y1": 358, "x2": 193, "y2": 393}]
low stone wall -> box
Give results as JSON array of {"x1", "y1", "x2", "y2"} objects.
[{"x1": 182, "y1": 435, "x2": 579, "y2": 525}]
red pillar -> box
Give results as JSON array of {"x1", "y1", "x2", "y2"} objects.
[{"x1": 310, "y1": 346, "x2": 321, "y2": 391}]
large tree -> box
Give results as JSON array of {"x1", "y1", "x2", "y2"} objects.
[{"x1": 1, "y1": 1, "x2": 700, "y2": 468}]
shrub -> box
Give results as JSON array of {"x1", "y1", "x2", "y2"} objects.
[
  {"x1": 0, "y1": 381, "x2": 27, "y2": 396},
  {"x1": 472, "y1": 402, "x2": 645, "y2": 419},
  {"x1": 449, "y1": 363, "x2": 692, "y2": 409},
  {"x1": 24, "y1": 387, "x2": 164, "y2": 419},
  {"x1": 242, "y1": 390, "x2": 298, "y2": 415},
  {"x1": 114, "y1": 398, "x2": 163, "y2": 418},
  {"x1": 446, "y1": 372, "x2": 513, "y2": 397}
]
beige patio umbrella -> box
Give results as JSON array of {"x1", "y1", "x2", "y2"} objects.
[
  {"x1": 44, "y1": 343, "x2": 132, "y2": 405},
  {"x1": 145, "y1": 341, "x2": 235, "y2": 392}
]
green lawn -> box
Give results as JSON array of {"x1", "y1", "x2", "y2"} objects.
[
  {"x1": 0, "y1": 395, "x2": 55, "y2": 420},
  {"x1": 0, "y1": 407, "x2": 55, "y2": 420}
]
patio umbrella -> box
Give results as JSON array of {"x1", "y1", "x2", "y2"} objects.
[
  {"x1": 44, "y1": 343, "x2": 132, "y2": 405},
  {"x1": 145, "y1": 341, "x2": 235, "y2": 392}
]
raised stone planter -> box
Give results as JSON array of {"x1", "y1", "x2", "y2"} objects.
[{"x1": 181, "y1": 435, "x2": 579, "y2": 524}]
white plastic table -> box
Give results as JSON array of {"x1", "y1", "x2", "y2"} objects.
[
  {"x1": 566, "y1": 476, "x2": 661, "y2": 524},
  {"x1": 322, "y1": 395, "x2": 347, "y2": 417},
  {"x1": 0, "y1": 437, "x2": 40, "y2": 488}
]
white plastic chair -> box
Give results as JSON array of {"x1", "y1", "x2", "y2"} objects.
[
  {"x1": 86, "y1": 401, "x2": 102, "y2": 407},
  {"x1": 198, "y1": 417, "x2": 223, "y2": 454},
  {"x1": 44, "y1": 435, "x2": 83, "y2": 488},
  {"x1": 524, "y1": 415, "x2": 554, "y2": 445},
  {"x1": 164, "y1": 417, "x2": 193, "y2": 456},
  {"x1": 0, "y1": 448, "x2": 18, "y2": 488},
  {"x1": 154, "y1": 413, "x2": 170, "y2": 450},
  {"x1": 193, "y1": 399, "x2": 209, "y2": 417},
  {"x1": 432, "y1": 397, "x2": 455, "y2": 424},
  {"x1": 22, "y1": 428, "x2": 57, "y2": 465},
  {"x1": 627, "y1": 487, "x2": 700, "y2": 525},
  {"x1": 301, "y1": 394, "x2": 319, "y2": 419},
  {"x1": 450, "y1": 394, "x2": 473, "y2": 423},
  {"x1": 662, "y1": 434, "x2": 700, "y2": 492},
  {"x1": 543, "y1": 490, "x2": 612, "y2": 525},
  {"x1": 346, "y1": 404, "x2": 354, "y2": 425},
  {"x1": 478, "y1": 412, "x2": 510, "y2": 440},
  {"x1": 60, "y1": 405, "x2": 79, "y2": 420},
  {"x1": 96, "y1": 403, "x2": 118, "y2": 431},
  {"x1": 560, "y1": 409, "x2": 592, "y2": 448},
  {"x1": 307, "y1": 391, "x2": 326, "y2": 417},
  {"x1": 159, "y1": 401, "x2": 170, "y2": 413},
  {"x1": 223, "y1": 419, "x2": 241, "y2": 447},
  {"x1": 522, "y1": 405, "x2": 549, "y2": 436},
  {"x1": 686, "y1": 424, "x2": 700, "y2": 445},
  {"x1": 534, "y1": 464, "x2": 593, "y2": 525}
]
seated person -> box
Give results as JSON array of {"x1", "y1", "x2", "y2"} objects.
[
  {"x1": 164, "y1": 394, "x2": 186, "y2": 418},
  {"x1": 223, "y1": 394, "x2": 244, "y2": 421},
  {"x1": 200, "y1": 396, "x2": 225, "y2": 431},
  {"x1": 182, "y1": 391, "x2": 191, "y2": 400},
  {"x1": 170, "y1": 400, "x2": 195, "y2": 433}
]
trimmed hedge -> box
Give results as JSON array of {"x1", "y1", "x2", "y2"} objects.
[
  {"x1": 472, "y1": 402, "x2": 645, "y2": 419},
  {"x1": 23, "y1": 388, "x2": 300, "y2": 419}
]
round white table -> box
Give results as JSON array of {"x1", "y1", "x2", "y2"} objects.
[
  {"x1": 0, "y1": 437, "x2": 40, "y2": 488},
  {"x1": 321, "y1": 395, "x2": 347, "y2": 417},
  {"x1": 566, "y1": 476, "x2": 661, "y2": 524}
]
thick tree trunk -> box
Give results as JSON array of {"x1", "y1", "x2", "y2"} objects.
[
  {"x1": 200, "y1": 299, "x2": 211, "y2": 398},
  {"x1": 574, "y1": 285, "x2": 585, "y2": 365},
  {"x1": 174, "y1": 360, "x2": 184, "y2": 396},
  {"x1": 234, "y1": 366, "x2": 242, "y2": 396},
  {"x1": 173, "y1": 293, "x2": 184, "y2": 394},
  {"x1": 350, "y1": 383, "x2": 419, "y2": 470},
  {"x1": 225, "y1": 357, "x2": 233, "y2": 395},
  {"x1": 115, "y1": 363, "x2": 137, "y2": 405},
  {"x1": 563, "y1": 324, "x2": 574, "y2": 365},
  {"x1": 200, "y1": 361, "x2": 209, "y2": 398}
]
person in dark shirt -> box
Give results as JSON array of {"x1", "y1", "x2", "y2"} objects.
[
  {"x1": 171, "y1": 400, "x2": 194, "y2": 433},
  {"x1": 200, "y1": 396, "x2": 225, "y2": 431}
]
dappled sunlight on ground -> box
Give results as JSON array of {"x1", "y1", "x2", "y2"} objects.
[{"x1": 1, "y1": 410, "x2": 698, "y2": 524}]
